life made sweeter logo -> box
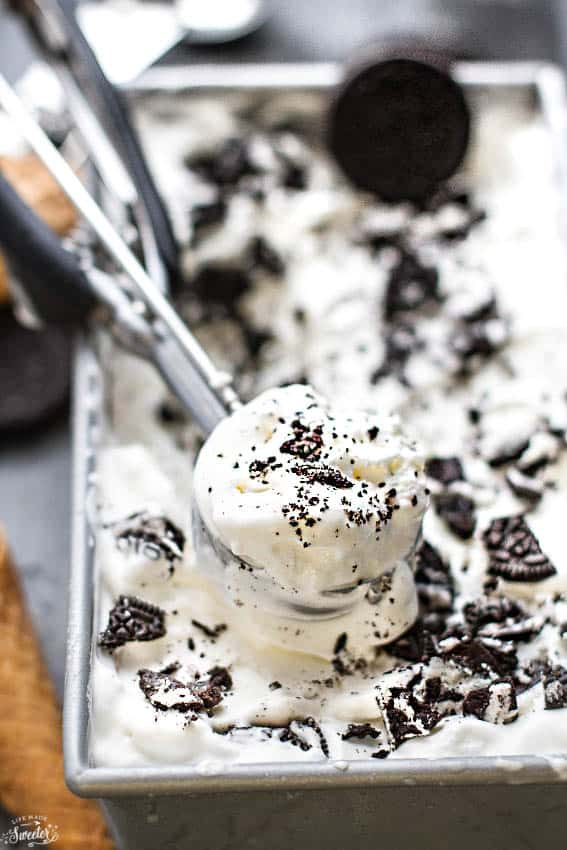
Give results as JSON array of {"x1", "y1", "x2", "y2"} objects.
[{"x1": 1, "y1": 814, "x2": 59, "y2": 847}]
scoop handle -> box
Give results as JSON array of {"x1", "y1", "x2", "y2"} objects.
[
  {"x1": 0, "y1": 171, "x2": 95, "y2": 324},
  {"x1": 55, "y1": 0, "x2": 180, "y2": 285}
]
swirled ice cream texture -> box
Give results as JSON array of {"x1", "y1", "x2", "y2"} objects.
[
  {"x1": 90, "y1": 88, "x2": 567, "y2": 767},
  {"x1": 194, "y1": 385, "x2": 427, "y2": 620}
]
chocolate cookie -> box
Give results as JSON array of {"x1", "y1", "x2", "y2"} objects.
[
  {"x1": 0, "y1": 308, "x2": 70, "y2": 433},
  {"x1": 328, "y1": 53, "x2": 470, "y2": 202}
]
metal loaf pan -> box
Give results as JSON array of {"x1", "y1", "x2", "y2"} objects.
[{"x1": 65, "y1": 62, "x2": 567, "y2": 850}]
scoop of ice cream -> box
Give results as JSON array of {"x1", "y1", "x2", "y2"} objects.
[{"x1": 193, "y1": 384, "x2": 428, "y2": 620}]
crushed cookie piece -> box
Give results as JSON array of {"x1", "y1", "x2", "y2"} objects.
[
  {"x1": 280, "y1": 419, "x2": 324, "y2": 459},
  {"x1": 425, "y1": 456, "x2": 464, "y2": 486},
  {"x1": 189, "y1": 137, "x2": 256, "y2": 186},
  {"x1": 384, "y1": 621, "x2": 437, "y2": 664},
  {"x1": 483, "y1": 515, "x2": 556, "y2": 582},
  {"x1": 191, "y1": 197, "x2": 226, "y2": 236},
  {"x1": 372, "y1": 322, "x2": 420, "y2": 384},
  {"x1": 301, "y1": 716, "x2": 329, "y2": 757},
  {"x1": 462, "y1": 681, "x2": 518, "y2": 724},
  {"x1": 434, "y1": 492, "x2": 476, "y2": 540},
  {"x1": 191, "y1": 619, "x2": 228, "y2": 639},
  {"x1": 207, "y1": 666, "x2": 233, "y2": 690},
  {"x1": 506, "y1": 467, "x2": 545, "y2": 503},
  {"x1": 292, "y1": 463, "x2": 353, "y2": 489},
  {"x1": 415, "y1": 541, "x2": 454, "y2": 617},
  {"x1": 543, "y1": 667, "x2": 567, "y2": 710},
  {"x1": 108, "y1": 511, "x2": 185, "y2": 568},
  {"x1": 98, "y1": 595, "x2": 166, "y2": 652},
  {"x1": 441, "y1": 636, "x2": 517, "y2": 678},
  {"x1": 279, "y1": 724, "x2": 311, "y2": 751},
  {"x1": 341, "y1": 723, "x2": 381, "y2": 741},
  {"x1": 138, "y1": 667, "x2": 225, "y2": 714},
  {"x1": 384, "y1": 250, "x2": 440, "y2": 320},
  {"x1": 248, "y1": 235, "x2": 285, "y2": 275},
  {"x1": 192, "y1": 264, "x2": 251, "y2": 310}
]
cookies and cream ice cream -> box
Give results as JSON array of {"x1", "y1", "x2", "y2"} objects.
[
  {"x1": 90, "y1": 85, "x2": 567, "y2": 767},
  {"x1": 194, "y1": 384, "x2": 427, "y2": 620}
]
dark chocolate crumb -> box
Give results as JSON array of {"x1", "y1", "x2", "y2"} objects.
[
  {"x1": 207, "y1": 666, "x2": 233, "y2": 691},
  {"x1": 487, "y1": 440, "x2": 530, "y2": 469},
  {"x1": 451, "y1": 317, "x2": 508, "y2": 365},
  {"x1": 434, "y1": 492, "x2": 476, "y2": 540},
  {"x1": 463, "y1": 595, "x2": 522, "y2": 632},
  {"x1": 191, "y1": 197, "x2": 227, "y2": 236},
  {"x1": 506, "y1": 468, "x2": 544, "y2": 503},
  {"x1": 279, "y1": 724, "x2": 311, "y2": 751},
  {"x1": 281, "y1": 158, "x2": 307, "y2": 190},
  {"x1": 415, "y1": 540, "x2": 454, "y2": 617},
  {"x1": 192, "y1": 264, "x2": 251, "y2": 310},
  {"x1": 425, "y1": 456, "x2": 464, "y2": 486},
  {"x1": 188, "y1": 137, "x2": 256, "y2": 187},
  {"x1": 292, "y1": 463, "x2": 353, "y2": 489},
  {"x1": 462, "y1": 686, "x2": 490, "y2": 720},
  {"x1": 138, "y1": 667, "x2": 224, "y2": 714},
  {"x1": 483, "y1": 515, "x2": 556, "y2": 582},
  {"x1": 280, "y1": 419, "x2": 324, "y2": 460},
  {"x1": 248, "y1": 235, "x2": 285, "y2": 276},
  {"x1": 108, "y1": 511, "x2": 185, "y2": 568},
  {"x1": 301, "y1": 716, "x2": 330, "y2": 757},
  {"x1": 372, "y1": 322, "x2": 420, "y2": 384},
  {"x1": 98, "y1": 595, "x2": 166, "y2": 652},
  {"x1": 441, "y1": 637, "x2": 517, "y2": 678},
  {"x1": 384, "y1": 250, "x2": 440, "y2": 321},
  {"x1": 462, "y1": 681, "x2": 517, "y2": 722},
  {"x1": 157, "y1": 400, "x2": 186, "y2": 425},
  {"x1": 543, "y1": 667, "x2": 567, "y2": 710},
  {"x1": 341, "y1": 722, "x2": 381, "y2": 741},
  {"x1": 191, "y1": 619, "x2": 228, "y2": 639},
  {"x1": 384, "y1": 621, "x2": 437, "y2": 664},
  {"x1": 439, "y1": 208, "x2": 487, "y2": 243}
]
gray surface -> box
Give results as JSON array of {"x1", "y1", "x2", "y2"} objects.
[
  {"x1": 166, "y1": 0, "x2": 559, "y2": 63},
  {"x1": 102, "y1": 783, "x2": 567, "y2": 850}
]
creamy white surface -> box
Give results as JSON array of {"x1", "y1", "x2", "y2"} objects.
[
  {"x1": 90, "y1": 88, "x2": 567, "y2": 767},
  {"x1": 193, "y1": 384, "x2": 426, "y2": 647}
]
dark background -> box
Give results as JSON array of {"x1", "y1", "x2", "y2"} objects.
[{"x1": 0, "y1": 0, "x2": 564, "y2": 836}]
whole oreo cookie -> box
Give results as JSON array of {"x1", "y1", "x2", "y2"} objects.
[
  {"x1": 0, "y1": 308, "x2": 70, "y2": 433},
  {"x1": 328, "y1": 48, "x2": 470, "y2": 202}
]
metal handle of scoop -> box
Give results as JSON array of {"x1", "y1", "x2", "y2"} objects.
[
  {"x1": 0, "y1": 74, "x2": 239, "y2": 435},
  {"x1": 16, "y1": 0, "x2": 180, "y2": 291}
]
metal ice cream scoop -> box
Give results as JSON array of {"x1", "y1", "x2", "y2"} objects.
[{"x1": 0, "y1": 77, "x2": 396, "y2": 625}]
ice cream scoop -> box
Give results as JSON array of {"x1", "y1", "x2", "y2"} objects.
[{"x1": 193, "y1": 384, "x2": 428, "y2": 639}]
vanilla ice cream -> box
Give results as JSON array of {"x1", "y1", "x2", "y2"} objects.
[
  {"x1": 192, "y1": 384, "x2": 427, "y2": 654},
  {"x1": 89, "y1": 85, "x2": 567, "y2": 767}
]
